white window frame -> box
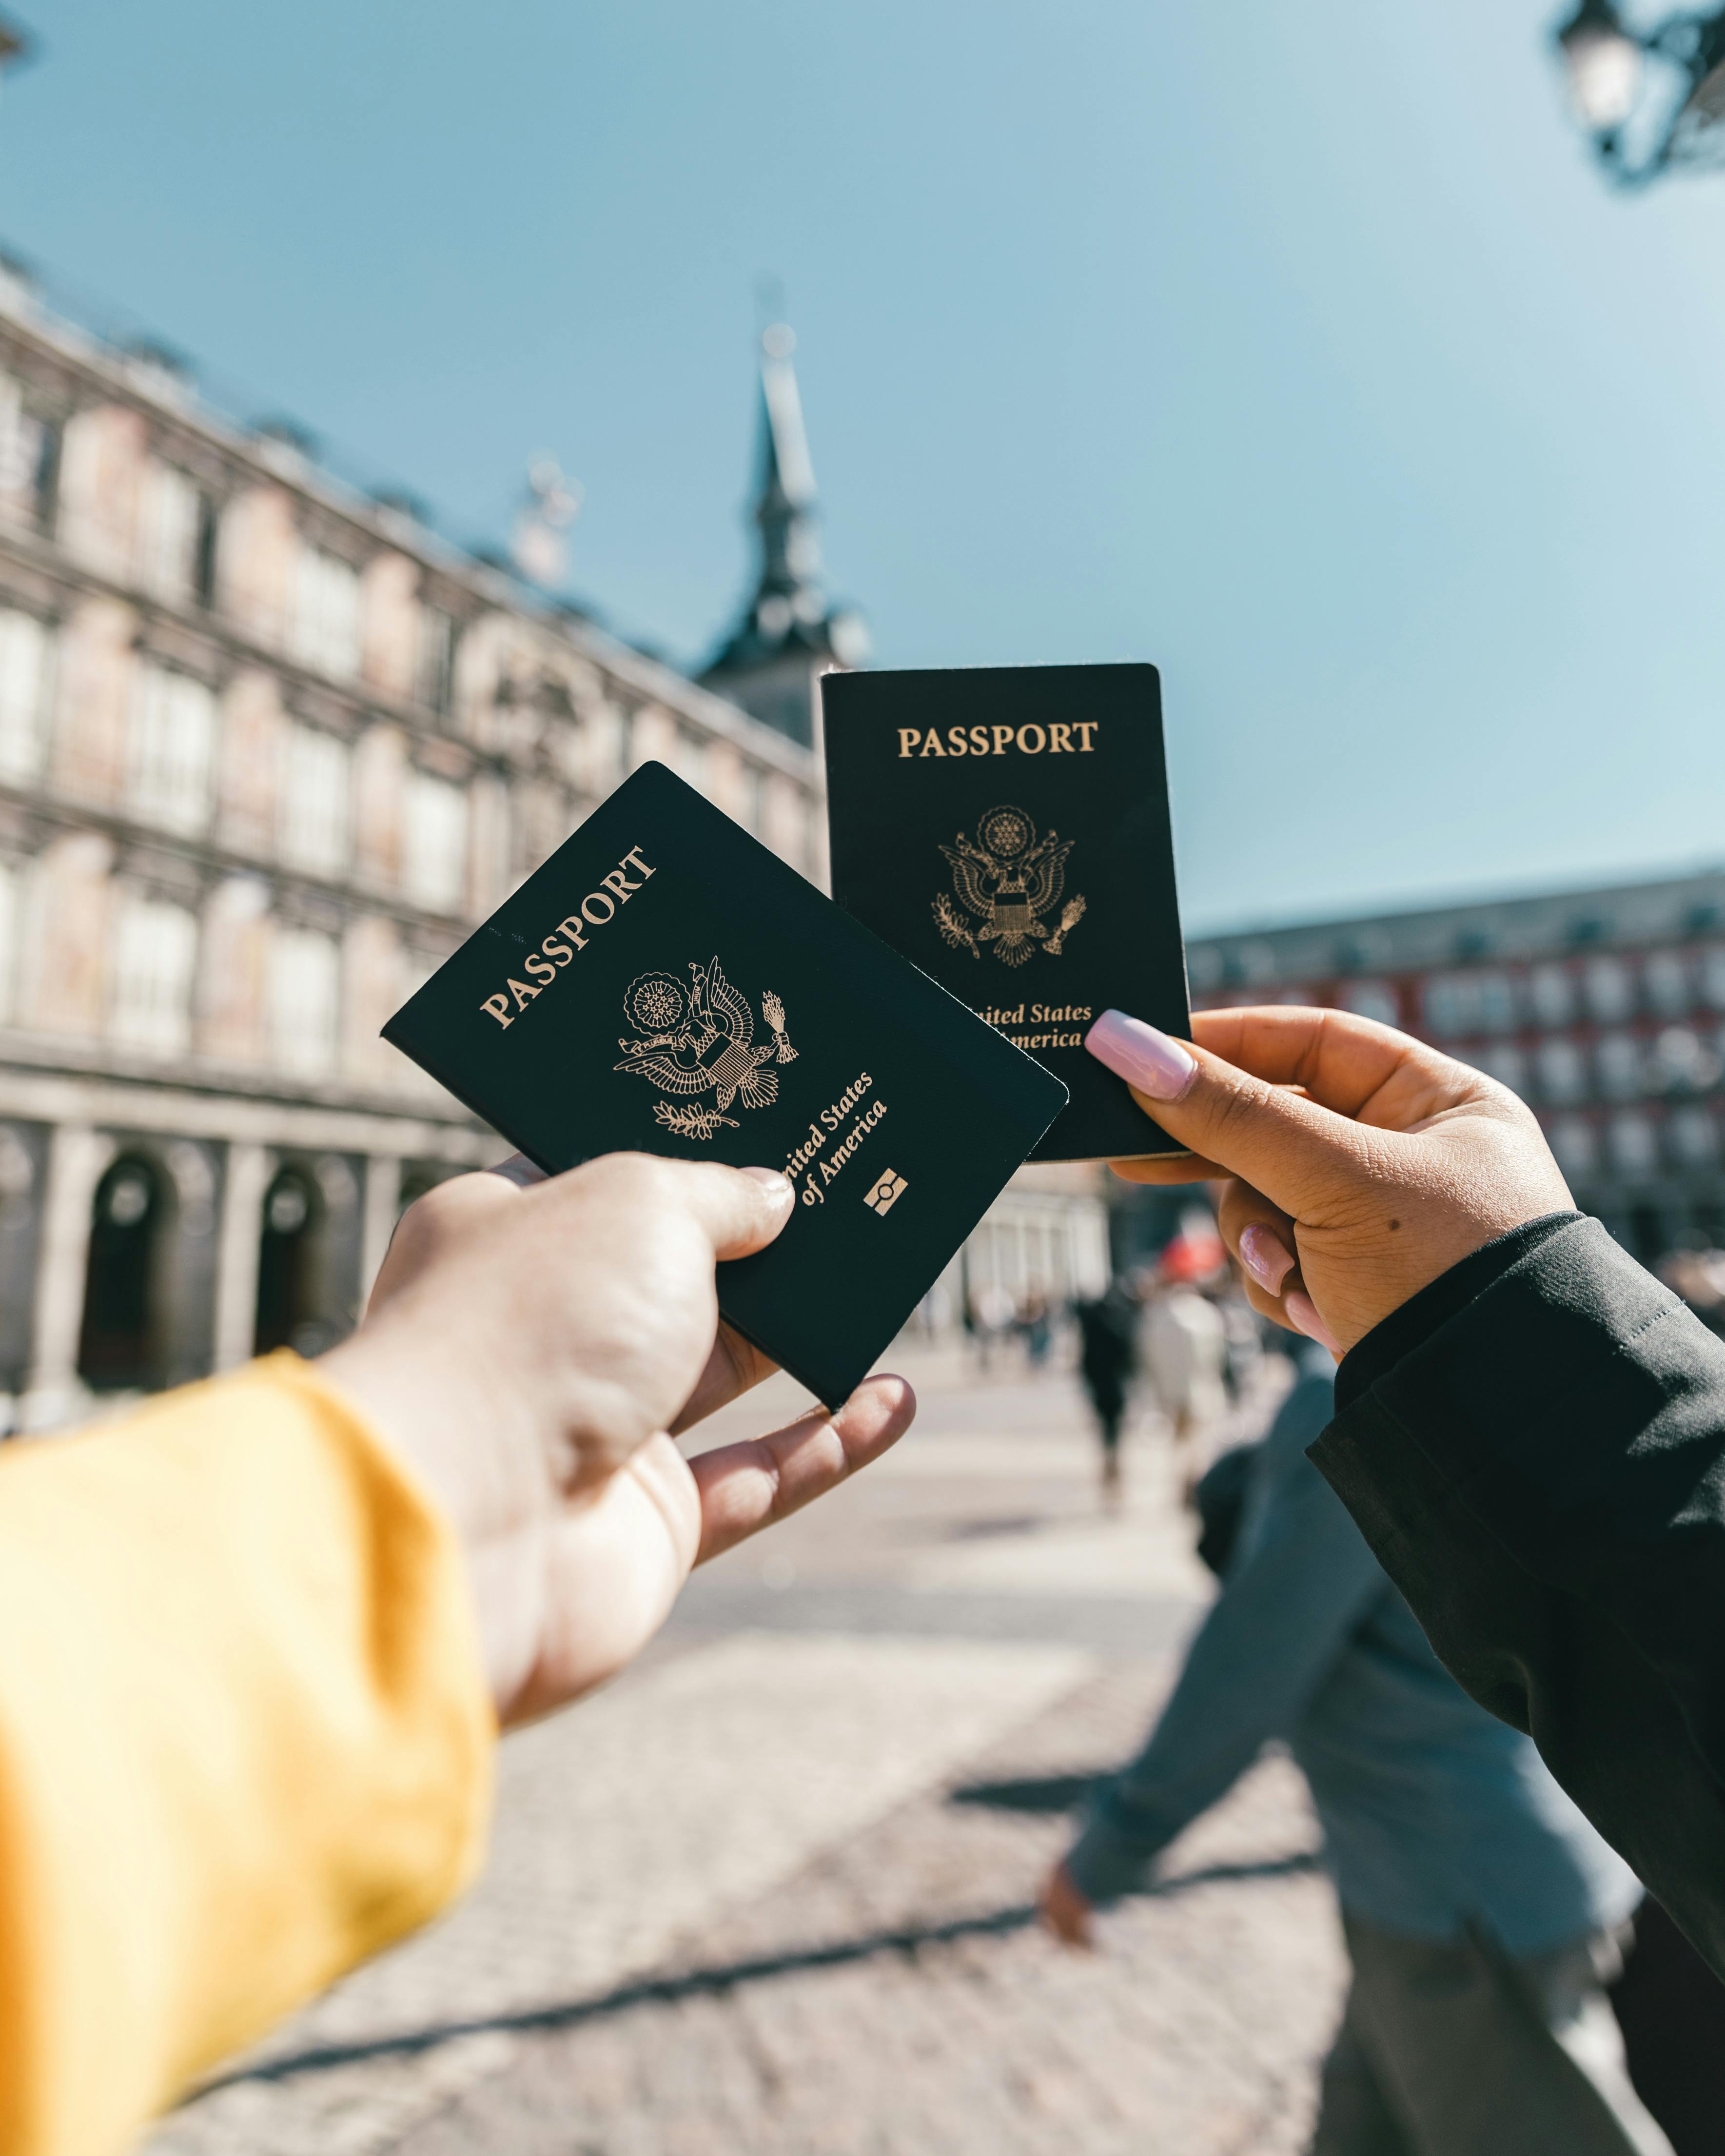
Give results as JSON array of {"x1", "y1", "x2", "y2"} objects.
[
  {"x1": 0, "y1": 609, "x2": 54, "y2": 785},
  {"x1": 128, "y1": 664, "x2": 216, "y2": 835},
  {"x1": 278, "y1": 725, "x2": 352, "y2": 878},
  {"x1": 136, "y1": 462, "x2": 202, "y2": 602},
  {"x1": 109, "y1": 895, "x2": 198, "y2": 1058},
  {"x1": 268, "y1": 926, "x2": 340, "y2": 1078},
  {"x1": 0, "y1": 857, "x2": 16, "y2": 1026},
  {"x1": 402, "y1": 770, "x2": 468, "y2": 915},
  {"x1": 294, "y1": 546, "x2": 362, "y2": 679}
]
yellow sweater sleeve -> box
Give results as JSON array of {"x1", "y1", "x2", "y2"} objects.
[{"x1": 0, "y1": 1352, "x2": 496, "y2": 2156}]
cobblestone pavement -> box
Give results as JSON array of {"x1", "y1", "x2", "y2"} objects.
[{"x1": 146, "y1": 1341, "x2": 1343, "y2": 2156}]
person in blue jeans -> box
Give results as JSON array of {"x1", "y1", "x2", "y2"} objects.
[{"x1": 1039, "y1": 1345, "x2": 1671, "y2": 2156}]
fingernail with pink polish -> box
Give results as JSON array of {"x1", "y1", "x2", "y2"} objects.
[
  {"x1": 1085, "y1": 1010, "x2": 1197, "y2": 1102},
  {"x1": 1285, "y1": 1290, "x2": 1341, "y2": 1357},
  {"x1": 1238, "y1": 1224, "x2": 1295, "y2": 1295}
]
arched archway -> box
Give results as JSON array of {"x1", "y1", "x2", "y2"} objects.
[
  {"x1": 254, "y1": 1166, "x2": 323, "y2": 1356},
  {"x1": 78, "y1": 1154, "x2": 171, "y2": 1391}
]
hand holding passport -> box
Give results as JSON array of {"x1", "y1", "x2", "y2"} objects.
[{"x1": 383, "y1": 664, "x2": 1190, "y2": 1410}]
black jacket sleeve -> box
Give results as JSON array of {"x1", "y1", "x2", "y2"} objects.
[{"x1": 1310, "y1": 1213, "x2": 1725, "y2": 1974}]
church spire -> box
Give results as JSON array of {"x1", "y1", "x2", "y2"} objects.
[
  {"x1": 700, "y1": 321, "x2": 867, "y2": 748},
  {"x1": 752, "y1": 322, "x2": 821, "y2": 605}
]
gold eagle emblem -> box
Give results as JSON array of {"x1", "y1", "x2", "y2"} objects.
[
  {"x1": 933, "y1": 805, "x2": 1087, "y2": 968},
  {"x1": 614, "y1": 959, "x2": 797, "y2": 1140}
]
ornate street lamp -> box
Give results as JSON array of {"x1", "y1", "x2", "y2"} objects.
[{"x1": 1553, "y1": 0, "x2": 1725, "y2": 184}]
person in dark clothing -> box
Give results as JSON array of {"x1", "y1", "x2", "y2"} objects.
[
  {"x1": 1074, "y1": 1279, "x2": 1137, "y2": 1505},
  {"x1": 1044, "y1": 1350, "x2": 1664, "y2": 2156},
  {"x1": 1080, "y1": 1001, "x2": 1725, "y2": 1981}
]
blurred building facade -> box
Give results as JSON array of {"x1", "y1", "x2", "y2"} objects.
[
  {"x1": 1188, "y1": 868, "x2": 1725, "y2": 1266},
  {"x1": 0, "y1": 272, "x2": 830, "y2": 1429},
  {"x1": 0, "y1": 273, "x2": 1106, "y2": 1425}
]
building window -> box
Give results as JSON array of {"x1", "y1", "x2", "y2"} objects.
[
  {"x1": 1595, "y1": 1032, "x2": 1645, "y2": 1102},
  {"x1": 402, "y1": 772, "x2": 467, "y2": 914},
  {"x1": 1669, "y1": 1106, "x2": 1721, "y2": 1169},
  {"x1": 1535, "y1": 1037, "x2": 1588, "y2": 1105},
  {"x1": 279, "y1": 726, "x2": 351, "y2": 877},
  {"x1": 128, "y1": 665, "x2": 216, "y2": 835},
  {"x1": 0, "y1": 608, "x2": 54, "y2": 784},
  {"x1": 1528, "y1": 964, "x2": 1575, "y2": 1028},
  {"x1": 268, "y1": 926, "x2": 340, "y2": 1077},
  {"x1": 1644, "y1": 950, "x2": 1691, "y2": 1020},
  {"x1": 294, "y1": 546, "x2": 362, "y2": 679},
  {"x1": 1699, "y1": 948, "x2": 1725, "y2": 1013},
  {"x1": 1340, "y1": 980, "x2": 1399, "y2": 1027},
  {"x1": 1475, "y1": 973, "x2": 1516, "y2": 1034},
  {"x1": 1651, "y1": 1025, "x2": 1719, "y2": 1095},
  {"x1": 1472, "y1": 1043, "x2": 1527, "y2": 1097},
  {"x1": 1584, "y1": 956, "x2": 1635, "y2": 1024},
  {"x1": 194, "y1": 494, "x2": 219, "y2": 608},
  {"x1": 1607, "y1": 1110, "x2": 1658, "y2": 1178},
  {"x1": 109, "y1": 896, "x2": 197, "y2": 1057},
  {"x1": 0, "y1": 858, "x2": 15, "y2": 1025},
  {"x1": 136, "y1": 462, "x2": 204, "y2": 603},
  {"x1": 1427, "y1": 971, "x2": 1517, "y2": 1037},
  {"x1": 415, "y1": 605, "x2": 456, "y2": 717},
  {"x1": 0, "y1": 373, "x2": 57, "y2": 532},
  {"x1": 1548, "y1": 1115, "x2": 1597, "y2": 1178}
]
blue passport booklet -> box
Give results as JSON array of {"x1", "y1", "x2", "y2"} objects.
[
  {"x1": 821, "y1": 661, "x2": 1192, "y2": 1162},
  {"x1": 381, "y1": 762, "x2": 1067, "y2": 1408}
]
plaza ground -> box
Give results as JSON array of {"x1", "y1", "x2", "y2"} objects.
[{"x1": 146, "y1": 1337, "x2": 1344, "y2": 2156}]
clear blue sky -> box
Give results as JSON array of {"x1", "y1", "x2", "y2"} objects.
[{"x1": 3, "y1": 1, "x2": 1724, "y2": 932}]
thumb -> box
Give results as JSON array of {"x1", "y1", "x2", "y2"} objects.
[
  {"x1": 1085, "y1": 1010, "x2": 1375, "y2": 1219},
  {"x1": 651, "y1": 1158, "x2": 798, "y2": 1262}
]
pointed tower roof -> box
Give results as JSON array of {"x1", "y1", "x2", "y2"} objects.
[{"x1": 700, "y1": 323, "x2": 867, "y2": 745}]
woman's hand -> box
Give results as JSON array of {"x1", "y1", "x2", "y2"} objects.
[
  {"x1": 321, "y1": 1153, "x2": 915, "y2": 1725},
  {"x1": 1085, "y1": 1006, "x2": 1573, "y2": 1355}
]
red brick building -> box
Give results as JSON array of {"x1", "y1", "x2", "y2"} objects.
[{"x1": 1188, "y1": 868, "x2": 1725, "y2": 1265}]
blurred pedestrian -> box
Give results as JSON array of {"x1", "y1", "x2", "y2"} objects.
[
  {"x1": 970, "y1": 1281, "x2": 1018, "y2": 1371},
  {"x1": 1018, "y1": 1289, "x2": 1053, "y2": 1370},
  {"x1": 1074, "y1": 1275, "x2": 1138, "y2": 1508},
  {"x1": 1041, "y1": 1347, "x2": 1668, "y2": 2156},
  {"x1": 1141, "y1": 1235, "x2": 1228, "y2": 1496}
]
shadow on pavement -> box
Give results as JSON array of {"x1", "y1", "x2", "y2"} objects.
[
  {"x1": 946, "y1": 1771, "x2": 1100, "y2": 1813},
  {"x1": 198, "y1": 1851, "x2": 1323, "y2": 2094}
]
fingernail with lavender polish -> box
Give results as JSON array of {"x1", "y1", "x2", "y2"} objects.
[
  {"x1": 1238, "y1": 1224, "x2": 1295, "y2": 1295},
  {"x1": 1285, "y1": 1290, "x2": 1341, "y2": 1356},
  {"x1": 1084, "y1": 1010, "x2": 1197, "y2": 1102}
]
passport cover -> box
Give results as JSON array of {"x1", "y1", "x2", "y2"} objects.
[
  {"x1": 821, "y1": 663, "x2": 1190, "y2": 1162},
  {"x1": 381, "y1": 761, "x2": 1067, "y2": 1409}
]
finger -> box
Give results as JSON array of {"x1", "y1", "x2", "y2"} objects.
[
  {"x1": 688, "y1": 1374, "x2": 916, "y2": 1565},
  {"x1": 1108, "y1": 1152, "x2": 1227, "y2": 1186},
  {"x1": 669, "y1": 1321, "x2": 778, "y2": 1436},
  {"x1": 1186, "y1": 1006, "x2": 1483, "y2": 1127},
  {"x1": 1216, "y1": 1179, "x2": 1298, "y2": 1300},
  {"x1": 1214, "y1": 1176, "x2": 1312, "y2": 1338},
  {"x1": 366, "y1": 1165, "x2": 523, "y2": 1313},
  {"x1": 604, "y1": 1155, "x2": 796, "y2": 1262},
  {"x1": 1085, "y1": 1010, "x2": 1415, "y2": 1219}
]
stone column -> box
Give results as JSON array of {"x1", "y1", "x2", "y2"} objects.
[
  {"x1": 22, "y1": 1122, "x2": 115, "y2": 1429},
  {"x1": 359, "y1": 1154, "x2": 401, "y2": 1311},
  {"x1": 212, "y1": 1140, "x2": 270, "y2": 1371}
]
